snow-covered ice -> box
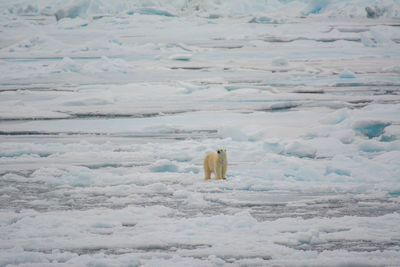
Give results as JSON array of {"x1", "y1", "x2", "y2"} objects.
[{"x1": 1, "y1": 0, "x2": 400, "y2": 266}]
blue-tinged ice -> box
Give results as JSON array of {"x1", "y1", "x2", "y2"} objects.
[{"x1": 353, "y1": 120, "x2": 391, "y2": 139}]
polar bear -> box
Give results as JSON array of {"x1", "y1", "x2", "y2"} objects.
[{"x1": 204, "y1": 149, "x2": 227, "y2": 180}]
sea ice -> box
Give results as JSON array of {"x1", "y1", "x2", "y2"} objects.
[
  {"x1": 339, "y1": 70, "x2": 356, "y2": 79},
  {"x1": 0, "y1": 0, "x2": 400, "y2": 266}
]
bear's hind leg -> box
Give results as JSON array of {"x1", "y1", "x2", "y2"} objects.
[{"x1": 204, "y1": 166, "x2": 211, "y2": 180}]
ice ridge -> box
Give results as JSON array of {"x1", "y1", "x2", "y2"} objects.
[{"x1": 3, "y1": 0, "x2": 400, "y2": 19}]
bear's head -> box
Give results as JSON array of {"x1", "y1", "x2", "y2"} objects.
[{"x1": 217, "y1": 148, "x2": 227, "y2": 158}]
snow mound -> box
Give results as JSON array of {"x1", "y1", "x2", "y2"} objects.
[
  {"x1": 53, "y1": 57, "x2": 132, "y2": 74},
  {"x1": 302, "y1": 0, "x2": 330, "y2": 16},
  {"x1": 55, "y1": 0, "x2": 91, "y2": 21},
  {"x1": 218, "y1": 126, "x2": 248, "y2": 142},
  {"x1": 366, "y1": 6, "x2": 388, "y2": 18},
  {"x1": 320, "y1": 109, "x2": 349, "y2": 125},
  {"x1": 150, "y1": 159, "x2": 179, "y2": 173},
  {"x1": 284, "y1": 141, "x2": 317, "y2": 158},
  {"x1": 55, "y1": 57, "x2": 82, "y2": 73},
  {"x1": 339, "y1": 70, "x2": 356, "y2": 79}
]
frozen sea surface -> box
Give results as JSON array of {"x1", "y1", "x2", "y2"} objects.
[{"x1": 1, "y1": 1, "x2": 400, "y2": 266}]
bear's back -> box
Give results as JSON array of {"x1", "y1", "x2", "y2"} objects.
[{"x1": 204, "y1": 152, "x2": 218, "y2": 169}]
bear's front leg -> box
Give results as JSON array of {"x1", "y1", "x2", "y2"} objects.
[
  {"x1": 215, "y1": 166, "x2": 223, "y2": 180},
  {"x1": 222, "y1": 164, "x2": 227, "y2": 179}
]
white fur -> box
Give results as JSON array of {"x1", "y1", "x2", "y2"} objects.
[{"x1": 203, "y1": 149, "x2": 227, "y2": 180}]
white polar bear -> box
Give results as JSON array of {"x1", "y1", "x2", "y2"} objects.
[{"x1": 204, "y1": 149, "x2": 227, "y2": 180}]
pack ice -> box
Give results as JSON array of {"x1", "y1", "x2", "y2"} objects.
[{"x1": 1, "y1": 0, "x2": 400, "y2": 266}]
